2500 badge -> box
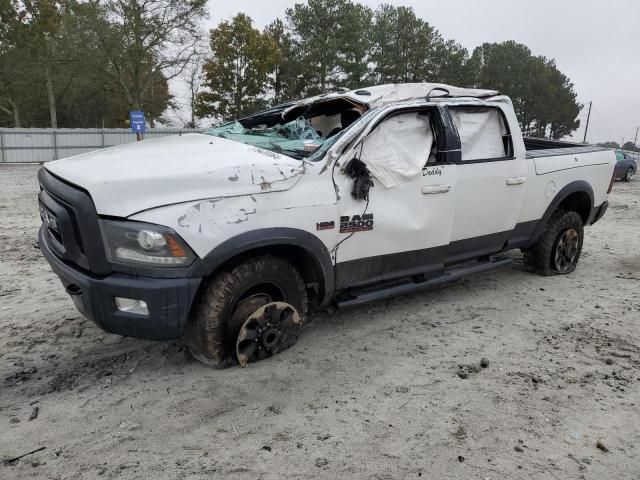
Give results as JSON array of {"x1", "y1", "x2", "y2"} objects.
[{"x1": 340, "y1": 214, "x2": 374, "y2": 233}]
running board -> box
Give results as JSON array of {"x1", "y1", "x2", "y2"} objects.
[{"x1": 337, "y1": 256, "x2": 513, "y2": 308}]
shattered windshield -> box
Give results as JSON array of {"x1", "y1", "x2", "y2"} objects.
[
  {"x1": 306, "y1": 107, "x2": 381, "y2": 162},
  {"x1": 207, "y1": 97, "x2": 373, "y2": 161},
  {"x1": 208, "y1": 117, "x2": 325, "y2": 160}
]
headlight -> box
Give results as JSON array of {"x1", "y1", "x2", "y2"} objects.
[{"x1": 99, "y1": 220, "x2": 196, "y2": 268}]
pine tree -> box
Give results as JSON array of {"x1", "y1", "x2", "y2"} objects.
[{"x1": 196, "y1": 14, "x2": 277, "y2": 121}]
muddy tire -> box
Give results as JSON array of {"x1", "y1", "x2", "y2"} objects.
[
  {"x1": 524, "y1": 210, "x2": 584, "y2": 276},
  {"x1": 185, "y1": 255, "x2": 307, "y2": 367}
]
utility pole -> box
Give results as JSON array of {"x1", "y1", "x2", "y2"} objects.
[
  {"x1": 582, "y1": 101, "x2": 592, "y2": 143},
  {"x1": 634, "y1": 126, "x2": 639, "y2": 147}
]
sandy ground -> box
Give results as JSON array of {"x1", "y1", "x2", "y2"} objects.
[{"x1": 0, "y1": 163, "x2": 639, "y2": 480}]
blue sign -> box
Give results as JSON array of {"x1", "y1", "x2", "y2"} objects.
[{"x1": 129, "y1": 111, "x2": 146, "y2": 133}]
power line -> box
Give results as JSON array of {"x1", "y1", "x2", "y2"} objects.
[
  {"x1": 589, "y1": 106, "x2": 634, "y2": 135},
  {"x1": 583, "y1": 111, "x2": 634, "y2": 142},
  {"x1": 575, "y1": 100, "x2": 637, "y2": 143}
]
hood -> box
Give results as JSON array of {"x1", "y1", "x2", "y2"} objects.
[{"x1": 45, "y1": 133, "x2": 305, "y2": 217}]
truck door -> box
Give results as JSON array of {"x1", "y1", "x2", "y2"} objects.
[
  {"x1": 446, "y1": 105, "x2": 528, "y2": 263},
  {"x1": 332, "y1": 106, "x2": 457, "y2": 289}
]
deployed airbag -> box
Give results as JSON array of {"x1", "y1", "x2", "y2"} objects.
[
  {"x1": 450, "y1": 108, "x2": 506, "y2": 161},
  {"x1": 361, "y1": 113, "x2": 433, "y2": 188}
]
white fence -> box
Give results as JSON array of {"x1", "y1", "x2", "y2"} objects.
[{"x1": 0, "y1": 128, "x2": 205, "y2": 163}]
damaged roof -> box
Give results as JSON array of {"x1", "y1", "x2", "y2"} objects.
[{"x1": 282, "y1": 83, "x2": 500, "y2": 116}]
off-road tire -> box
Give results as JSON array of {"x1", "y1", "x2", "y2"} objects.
[
  {"x1": 185, "y1": 255, "x2": 307, "y2": 368},
  {"x1": 523, "y1": 210, "x2": 584, "y2": 276},
  {"x1": 624, "y1": 167, "x2": 634, "y2": 182}
]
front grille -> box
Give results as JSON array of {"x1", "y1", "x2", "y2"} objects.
[
  {"x1": 66, "y1": 204, "x2": 85, "y2": 254},
  {"x1": 38, "y1": 168, "x2": 111, "y2": 275},
  {"x1": 38, "y1": 201, "x2": 61, "y2": 241}
]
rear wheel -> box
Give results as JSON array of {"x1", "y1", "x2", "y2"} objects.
[
  {"x1": 185, "y1": 255, "x2": 307, "y2": 367},
  {"x1": 624, "y1": 167, "x2": 634, "y2": 182},
  {"x1": 524, "y1": 210, "x2": 584, "y2": 276}
]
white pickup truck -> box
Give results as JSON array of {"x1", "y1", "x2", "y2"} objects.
[{"x1": 38, "y1": 83, "x2": 616, "y2": 367}]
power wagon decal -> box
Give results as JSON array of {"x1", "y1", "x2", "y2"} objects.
[{"x1": 339, "y1": 214, "x2": 374, "y2": 233}]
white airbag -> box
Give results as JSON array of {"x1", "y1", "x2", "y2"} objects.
[
  {"x1": 361, "y1": 113, "x2": 433, "y2": 188},
  {"x1": 450, "y1": 109, "x2": 506, "y2": 161}
]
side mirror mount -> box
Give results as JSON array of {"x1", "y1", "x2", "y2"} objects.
[{"x1": 344, "y1": 157, "x2": 373, "y2": 200}]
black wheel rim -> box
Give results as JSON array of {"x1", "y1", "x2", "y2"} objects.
[
  {"x1": 227, "y1": 281, "x2": 287, "y2": 347},
  {"x1": 553, "y1": 228, "x2": 579, "y2": 273},
  {"x1": 236, "y1": 302, "x2": 301, "y2": 367}
]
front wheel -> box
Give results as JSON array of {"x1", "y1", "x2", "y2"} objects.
[
  {"x1": 524, "y1": 210, "x2": 584, "y2": 276},
  {"x1": 624, "y1": 167, "x2": 634, "y2": 182},
  {"x1": 185, "y1": 255, "x2": 308, "y2": 367}
]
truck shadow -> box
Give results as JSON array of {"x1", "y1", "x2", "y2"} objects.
[{"x1": 5, "y1": 255, "x2": 535, "y2": 398}]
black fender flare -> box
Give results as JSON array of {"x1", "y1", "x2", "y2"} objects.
[
  {"x1": 529, "y1": 180, "x2": 594, "y2": 246},
  {"x1": 192, "y1": 227, "x2": 335, "y2": 306}
]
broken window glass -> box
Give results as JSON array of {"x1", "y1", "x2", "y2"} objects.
[{"x1": 208, "y1": 117, "x2": 324, "y2": 159}]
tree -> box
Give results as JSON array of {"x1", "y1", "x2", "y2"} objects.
[
  {"x1": 264, "y1": 18, "x2": 306, "y2": 103},
  {"x1": 0, "y1": 0, "x2": 175, "y2": 128},
  {"x1": 432, "y1": 39, "x2": 471, "y2": 86},
  {"x1": 0, "y1": 0, "x2": 26, "y2": 126},
  {"x1": 543, "y1": 61, "x2": 581, "y2": 139},
  {"x1": 286, "y1": 0, "x2": 373, "y2": 95},
  {"x1": 470, "y1": 41, "x2": 581, "y2": 139},
  {"x1": 86, "y1": 0, "x2": 206, "y2": 123},
  {"x1": 264, "y1": 19, "x2": 292, "y2": 103},
  {"x1": 370, "y1": 4, "x2": 462, "y2": 85},
  {"x1": 371, "y1": 5, "x2": 423, "y2": 83},
  {"x1": 0, "y1": 1, "x2": 64, "y2": 127},
  {"x1": 184, "y1": 53, "x2": 204, "y2": 128},
  {"x1": 334, "y1": 3, "x2": 373, "y2": 89},
  {"x1": 196, "y1": 14, "x2": 277, "y2": 121}
]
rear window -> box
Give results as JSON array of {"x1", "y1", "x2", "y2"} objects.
[{"x1": 449, "y1": 107, "x2": 512, "y2": 161}]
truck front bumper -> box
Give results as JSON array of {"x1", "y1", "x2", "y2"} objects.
[{"x1": 39, "y1": 226, "x2": 201, "y2": 340}]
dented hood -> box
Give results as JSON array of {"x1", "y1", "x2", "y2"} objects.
[{"x1": 44, "y1": 133, "x2": 305, "y2": 217}]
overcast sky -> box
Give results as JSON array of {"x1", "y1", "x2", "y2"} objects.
[{"x1": 203, "y1": 0, "x2": 640, "y2": 144}]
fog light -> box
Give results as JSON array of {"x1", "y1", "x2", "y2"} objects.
[{"x1": 115, "y1": 297, "x2": 148, "y2": 315}]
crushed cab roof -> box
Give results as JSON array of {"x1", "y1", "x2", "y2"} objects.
[{"x1": 282, "y1": 83, "x2": 500, "y2": 116}]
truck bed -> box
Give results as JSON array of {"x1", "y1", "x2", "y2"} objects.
[{"x1": 524, "y1": 136, "x2": 610, "y2": 159}]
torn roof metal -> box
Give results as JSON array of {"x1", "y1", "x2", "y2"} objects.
[{"x1": 282, "y1": 83, "x2": 500, "y2": 117}]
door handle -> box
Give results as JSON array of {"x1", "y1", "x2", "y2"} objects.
[
  {"x1": 506, "y1": 177, "x2": 527, "y2": 185},
  {"x1": 422, "y1": 184, "x2": 451, "y2": 194}
]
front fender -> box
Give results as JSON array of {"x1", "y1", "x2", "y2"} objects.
[{"x1": 191, "y1": 227, "x2": 335, "y2": 306}]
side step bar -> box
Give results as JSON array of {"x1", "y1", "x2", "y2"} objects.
[{"x1": 337, "y1": 256, "x2": 513, "y2": 308}]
